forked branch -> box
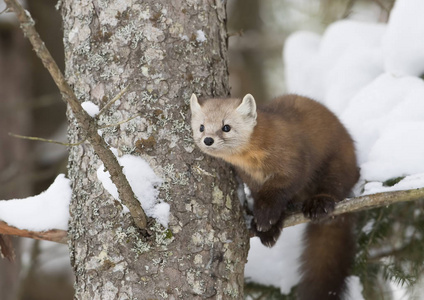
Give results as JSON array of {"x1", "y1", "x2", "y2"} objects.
[{"x1": 4, "y1": 0, "x2": 147, "y2": 229}]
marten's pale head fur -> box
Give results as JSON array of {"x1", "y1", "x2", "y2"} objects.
[{"x1": 190, "y1": 94, "x2": 257, "y2": 158}]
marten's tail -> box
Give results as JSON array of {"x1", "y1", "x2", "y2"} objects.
[{"x1": 297, "y1": 214, "x2": 355, "y2": 300}]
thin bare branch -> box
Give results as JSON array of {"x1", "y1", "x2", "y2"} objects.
[
  {"x1": 372, "y1": 0, "x2": 391, "y2": 12},
  {"x1": 97, "y1": 84, "x2": 131, "y2": 117},
  {"x1": 0, "y1": 221, "x2": 67, "y2": 244},
  {"x1": 341, "y1": 0, "x2": 357, "y2": 19},
  {"x1": 98, "y1": 113, "x2": 143, "y2": 129},
  {"x1": 5, "y1": 0, "x2": 147, "y2": 229},
  {"x1": 8, "y1": 132, "x2": 86, "y2": 147}
]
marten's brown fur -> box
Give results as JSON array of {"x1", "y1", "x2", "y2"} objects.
[{"x1": 190, "y1": 93, "x2": 359, "y2": 300}]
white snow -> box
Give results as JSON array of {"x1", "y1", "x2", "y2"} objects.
[
  {"x1": 284, "y1": 1, "x2": 424, "y2": 186},
  {"x1": 383, "y1": 0, "x2": 424, "y2": 76},
  {"x1": 195, "y1": 30, "x2": 207, "y2": 43},
  {"x1": 180, "y1": 34, "x2": 189, "y2": 41},
  {"x1": 96, "y1": 150, "x2": 169, "y2": 227},
  {"x1": 245, "y1": 225, "x2": 304, "y2": 294},
  {"x1": 363, "y1": 173, "x2": 424, "y2": 196},
  {"x1": 81, "y1": 101, "x2": 100, "y2": 117},
  {"x1": 0, "y1": 174, "x2": 71, "y2": 231},
  {"x1": 346, "y1": 276, "x2": 365, "y2": 300}
]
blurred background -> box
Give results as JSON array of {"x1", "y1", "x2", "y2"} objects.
[{"x1": 0, "y1": 0, "x2": 402, "y2": 299}]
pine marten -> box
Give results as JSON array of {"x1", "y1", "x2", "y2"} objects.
[{"x1": 190, "y1": 93, "x2": 360, "y2": 300}]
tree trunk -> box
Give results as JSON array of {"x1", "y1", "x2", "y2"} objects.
[{"x1": 62, "y1": 0, "x2": 249, "y2": 299}]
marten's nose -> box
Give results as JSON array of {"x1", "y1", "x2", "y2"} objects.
[{"x1": 204, "y1": 137, "x2": 214, "y2": 146}]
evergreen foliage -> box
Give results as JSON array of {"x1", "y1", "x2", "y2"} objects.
[{"x1": 354, "y1": 189, "x2": 424, "y2": 299}]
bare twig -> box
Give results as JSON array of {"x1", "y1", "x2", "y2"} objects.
[
  {"x1": 227, "y1": 29, "x2": 244, "y2": 38},
  {"x1": 97, "y1": 84, "x2": 131, "y2": 117},
  {"x1": 8, "y1": 132, "x2": 86, "y2": 147},
  {"x1": 5, "y1": 0, "x2": 147, "y2": 229},
  {"x1": 98, "y1": 113, "x2": 143, "y2": 129},
  {"x1": 341, "y1": 0, "x2": 357, "y2": 19},
  {"x1": 371, "y1": 0, "x2": 391, "y2": 12},
  {"x1": 0, "y1": 221, "x2": 67, "y2": 244}
]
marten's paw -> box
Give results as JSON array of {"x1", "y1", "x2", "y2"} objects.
[
  {"x1": 251, "y1": 218, "x2": 284, "y2": 247},
  {"x1": 302, "y1": 194, "x2": 336, "y2": 221},
  {"x1": 253, "y1": 201, "x2": 285, "y2": 232}
]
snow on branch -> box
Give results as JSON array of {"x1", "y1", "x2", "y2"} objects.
[{"x1": 4, "y1": 0, "x2": 147, "y2": 229}]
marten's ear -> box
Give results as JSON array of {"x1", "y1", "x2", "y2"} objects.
[
  {"x1": 190, "y1": 94, "x2": 202, "y2": 115},
  {"x1": 237, "y1": 94, "x2": 257, "y2": 119}
]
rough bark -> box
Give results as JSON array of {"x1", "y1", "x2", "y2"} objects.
[{"x1": 62, "y1": 0, "x2": 249, "y2": 299}]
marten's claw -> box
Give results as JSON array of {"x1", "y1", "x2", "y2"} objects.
[
  {"x1": 253, "y1": 200, "x2": 285, "y2": 232},
  {"x1": 251, "y1": 217, "x2": 284, "y2": 248}
]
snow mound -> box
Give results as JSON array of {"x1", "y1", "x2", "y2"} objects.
[
  {"x1": 285, "y1": 1, "x2": 424, "y2": 184},
  {"x1": 0, "y1": 174, "x2": 71, "y2": 231}
]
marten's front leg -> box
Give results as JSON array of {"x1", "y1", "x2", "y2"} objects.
[
  {"x1": 251, "y1": 176, "x2": 303, "y2": 235},
  {"x1": 252, "y1": 187, "x2": 289, "y2": 233}
]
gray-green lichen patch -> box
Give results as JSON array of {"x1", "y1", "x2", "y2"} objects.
[
  {"x1": 142, "y1": 24, "x2": 165, "y2": 42},
  {"x1": 115, "y1": 226, "x2": 151, "y2": 257},
  {"x1": 212, "y1": 185, "x2": 224, "y2": 205},
  {"x1": 162, "y1": 163, "x2": 188, "y2": 186},
  {"x1": 224, "y1": 282, "x2": 240, "y2": 298},
  {"x1": 151, "y1": 222, "x2": 174, "y2": 247},
  {"x1": 85, "y1": 245, "x2": 125, "y2": 271},
  {"x1": 225, "y1": 195, "x2": 232, "y2": 210},
  {"x1": 68, "y1": 19, "x2": 91, "y2": 45},
  {"x1": 194, "y1": 254, "x2": 203, "y2": 266},
  {"x1": 98, "y1": 1, "x2": 131, "y2": 27},
  {"x1": 100, "y1": 281, "x2": 119, "y2": 300},
  {"x1": 191, "y1": 228, "x2": 215, "y2": 249},
  {"x1": 187, "y1": 269, "x2": 206, "y2": 295},
  {"x1": 191, "y1": 231, "x2": 204, "y2": 247},
  {"x1": 185, "y1": 199, "x2": 204, "y2": 217}
]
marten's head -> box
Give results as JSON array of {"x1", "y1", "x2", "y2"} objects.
[{"x1": 190, "y1": 94, "x2": 257, "y2": 158}]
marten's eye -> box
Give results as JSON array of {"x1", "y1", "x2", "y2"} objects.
[
  {"x1": 200, "y1": 125, "x2": 205, "y2": 132},
  {"x1": 222, "y1": 124, "x2": 231, "y2": 132}
]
